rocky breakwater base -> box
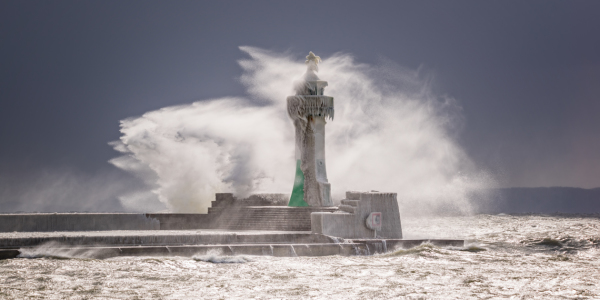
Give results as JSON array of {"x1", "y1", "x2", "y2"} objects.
[{"x1": 0, "y1": 192, "x2": 463, "y2": 259}]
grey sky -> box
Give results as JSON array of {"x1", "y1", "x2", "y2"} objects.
[{"x1": 1, "y1": 0, "x2": 599, "y2": 205}]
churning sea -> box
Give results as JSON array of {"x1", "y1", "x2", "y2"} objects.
[{"x1": 1, "y1": 214, "x2": 598, "y2": 299}]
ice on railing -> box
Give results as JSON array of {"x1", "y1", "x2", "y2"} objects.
[{"x1": 287, "y1": 96, "x2": 334, "y2": 120}]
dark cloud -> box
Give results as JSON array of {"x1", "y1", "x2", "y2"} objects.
[{"x1": 1, "y1": 0, "x2": 599, "y2": 211}]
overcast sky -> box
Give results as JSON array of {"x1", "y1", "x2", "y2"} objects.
[{"x1": 1, "y1": 0, "x2": 599, "y2": 201}]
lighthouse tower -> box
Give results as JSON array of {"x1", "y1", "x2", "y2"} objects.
[{"x1": 287, "y1": 52, "x2": 334, "y2": 207}]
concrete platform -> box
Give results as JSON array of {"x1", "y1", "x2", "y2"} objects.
[
  {"x1": 0, "y1": 230, "x2": 332, "y2": 248},
  {"x1": 0, "y1": 229, "x2": 464, "y2": 259}
]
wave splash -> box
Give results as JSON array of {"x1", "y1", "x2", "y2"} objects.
[
  {"x1": 18, "y1": 242, "x2": 104, "y2": 260},
  {"x1": 193, "y1": 255, "x2": 252, "y2": 264},
  {"x1": 110, "y1": 47, "x2": 492, "y2": 214}
]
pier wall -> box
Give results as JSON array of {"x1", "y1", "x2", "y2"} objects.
[
  {"x1": 0, "y1": 213, "x2": 161, "y2": 232},
  {"x1": 311, "y1": 191, "x2": 403, "y2": 239},
  {"x1": 0, "y1": 213, "x2": 225, "y2": 232}
]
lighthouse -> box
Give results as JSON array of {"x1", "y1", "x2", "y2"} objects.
[{"x1": 287, "y1": 52, "x2": 334, "y2": 207}]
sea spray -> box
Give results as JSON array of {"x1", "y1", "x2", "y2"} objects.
[
  {"x1": 193, "y1": 255, "x2": 252, "y2": 264},
  {"x1": 111, "y1": 47, "x2": 492, "y2": 214},
  {"x1": 18, "y1": 242, "x2": 106, "y2": 259}
]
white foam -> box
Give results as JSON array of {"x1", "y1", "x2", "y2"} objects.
[
  {"x1": 17, "y1": 242, "x2": 103, "y2": 259},
  {"x1": 193, "y1": 255, "x2": 252, "y2": 264}
]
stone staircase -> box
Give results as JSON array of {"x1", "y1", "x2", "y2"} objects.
[
  {"x1": 203, "y1": 193, "x2": 337, "y2": 231},
  {"x1": 147, "y1": 193, "x2": 336, "y2": 231},
  {"x1": 208, "y1": 206, "x2": 337, "y2": 231}
]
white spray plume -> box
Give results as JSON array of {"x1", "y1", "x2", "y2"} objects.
[{"x1": 110, "y1": 46, "x2": 492, "y2": 214}]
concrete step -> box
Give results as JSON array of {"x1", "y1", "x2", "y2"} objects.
[
  {"x1": 0, "y1": 231, "x2": 334, "y2": 248},
  {"x1": 208, "y1": 207, "x2": 337, "y2": 212},
  {"x1": 212, "y1": 214, "x2": 315, "y2": 217},
  {"x1": 337, "y1": 205, "x2": 355, "y2": 214},
  {"x1": 214, "y1": 218, "x2": 309, "y2": 221},
  {"x1": 211, "y1": 216, "x2": 315, "y2": 220},
  {"x1": 214, "y1": 226, "x2": 311, "y2": 231},
  {"x1": 213, "y1": 215, "x2": 314, "y2": 218},
  {"x1": 212, "y1": 221, "x2": 312, "y2": 225},
  {"x1": 206, "y1": 206, "x2": 337, "y2": 231},
  {"x1": 211, "y1": 219, "x2": 313, "y2": 223},
  {"x1": 0, "y1": 239, "x2": 465, "y2": 259},
  {"x1": 340, "y1": 200, "x2": 359, "y2": 207},
  {"x1": 213, "y1": 223, "x2": 311, "y2": 226},
  {"x1": 156, "y1": 208, "x2": 335, "y2": 230},
  {"x1": 213, "y1": 218, "x2": 314, "y2": 223},
  {"x1": 212, "y1": 215, "x2": 313, "y2": 218},
  {"x1": 1, "y1": 243, "x2": 368, "y2": 259},
  {"x1": 210, "y1": 224, "x2": 312, "y2": 230}
]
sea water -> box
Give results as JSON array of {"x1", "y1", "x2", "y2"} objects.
[{"x1": 1, "y1": 214, "x2": 598, "y2": 299}]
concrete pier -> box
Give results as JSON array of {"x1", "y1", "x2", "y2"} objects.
[
  {"x1": 0, "y1": 213, "x2": 161, "y2": 232},
  {"x1": 0, "y1": 229, "x2": 464, "y2": 259},
  {"x1": 0, "y1": 230, "x2": 333, "y2": 248},
  {"x1": 0, "y1": 192, "x2": 462, "y2": 259},
  {"x1": 0, "y1": 193, "x2": 337, "y2": 232}
]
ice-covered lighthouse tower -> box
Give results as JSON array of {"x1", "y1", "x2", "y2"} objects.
[{"x1": 287, "y1": 52, "x2": 334, "y2": 207}]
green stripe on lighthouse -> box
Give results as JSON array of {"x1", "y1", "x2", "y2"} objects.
[{"x1": 288, "y1": 159, "x2": 308, "y2": 207}]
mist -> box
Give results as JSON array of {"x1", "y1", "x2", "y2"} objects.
[
  {"x1": 0, "y1": 168, "x2": 145, "y2": 213},
  {"x1": 110, "y1": 47, "x2": 493, "y2": 215}
]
